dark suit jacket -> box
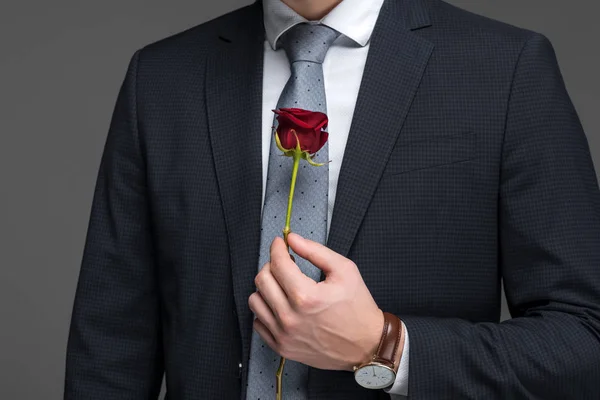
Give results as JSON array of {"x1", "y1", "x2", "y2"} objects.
[{"x1": 64, "y1": 0, "x2": 600, "y2": 398}]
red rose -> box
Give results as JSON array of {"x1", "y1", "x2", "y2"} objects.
[{"x1": 273, "y1": 108, "x2": 329, "y2": 154}]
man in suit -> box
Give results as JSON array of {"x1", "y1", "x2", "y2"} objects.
[{"x1": 64, "y1": 0, "x2": 600, "y2": 398}]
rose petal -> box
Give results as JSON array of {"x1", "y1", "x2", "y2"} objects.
[
  {"x1": 275, "y1": 108, "x2": 328, "y2": 131},
  {"x1": 272, "y1": 108, "x2": 330, "y2": 155}
]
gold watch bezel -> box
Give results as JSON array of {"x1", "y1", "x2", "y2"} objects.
[{"x1": 353, "y1": 360, "x2": 397, "y2": 389}]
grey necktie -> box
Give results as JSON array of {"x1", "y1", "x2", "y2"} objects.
[{"x1": 245, "y1": 23, "x2": 340, "y2": 400}]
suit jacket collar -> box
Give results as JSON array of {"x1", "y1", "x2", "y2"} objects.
[{"x1": 207, "y1": 0, "x2": 434, "y2": 397}]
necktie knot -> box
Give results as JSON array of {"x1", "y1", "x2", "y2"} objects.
[{"x1": 277, "y1": 23, "x2": 340, "y2": 64}]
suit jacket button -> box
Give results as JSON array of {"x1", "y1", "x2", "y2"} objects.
[{"x1": 238, "y1": 362, "x2": 243, "y2": 378}]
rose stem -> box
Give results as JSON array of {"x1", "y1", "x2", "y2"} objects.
[
  {"x1": 276, "y1": 357, "x2": 285, "y2": 400},
  {"x1": 277, "y1": 151, "x2": 300, "y2": 400},
  {"x1": 282, "y1": 151, "x2": 300, "y2": 249}
]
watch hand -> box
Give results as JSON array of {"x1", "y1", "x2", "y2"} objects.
[{"x1": 372, "y1": 366, "x2": 376, "y2": 377}]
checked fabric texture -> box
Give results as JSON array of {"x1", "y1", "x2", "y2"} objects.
[
  {"x1": 245, "y1": 23, "x2": 340, "y2": 400},
  {"x1": 64, "y1": 1, "x2": 600, "y2": 399}
]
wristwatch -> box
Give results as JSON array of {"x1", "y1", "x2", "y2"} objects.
[{"x1": 353, "y1": 312, "x2": 402, "y2": 390}]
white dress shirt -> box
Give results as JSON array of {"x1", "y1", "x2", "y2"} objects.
[{"x1": 261, "y1": 0, "x2": 410, "y2": 397}]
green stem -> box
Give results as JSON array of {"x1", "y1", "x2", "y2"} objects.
[
  {"x1": 283, "y1": 152, "x2": 300, "y2": 247},
  {"x1": 278, "y1": 151, "x2": 300, "y2": 398}
]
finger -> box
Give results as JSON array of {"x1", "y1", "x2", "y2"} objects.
[
  {"x1": 248, "y1": 291, "x2": 282, "y2": 338},
  {"x1": 270, "y1": 236, "x2": 316, "y2": 297},
  {"x1": 287, "y1": 232, "x2": 348, "y2": 276},
  {"x1": 254, "y1": 262, "x2": 292, "y2": 324},
  {"x1": 253, "y1": 318, "x2": 281, "y2": 355}
]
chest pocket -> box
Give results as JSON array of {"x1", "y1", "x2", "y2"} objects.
[{"x1": 382, "y1": 131, "x2": 477, "y2": 176}]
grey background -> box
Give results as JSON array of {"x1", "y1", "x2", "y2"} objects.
[{"x1": 0, "y1": 1, "x2": 598, "y2": 398}]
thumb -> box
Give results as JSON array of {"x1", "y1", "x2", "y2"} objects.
[{"x1": 287, "y1": 232, "x2": 345, "y2": 276}]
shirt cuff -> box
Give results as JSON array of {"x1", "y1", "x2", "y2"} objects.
[{"x1": 383, "y1": 320, "x2": 409, "y2": 397}]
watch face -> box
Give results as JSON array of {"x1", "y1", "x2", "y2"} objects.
[{"x1": 354, "y1": 364, "x2": 396, "y2": 389}]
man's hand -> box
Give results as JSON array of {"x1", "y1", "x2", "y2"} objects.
[{"x1": 248, "y1": 232, "x2": 389, "y2": 371}]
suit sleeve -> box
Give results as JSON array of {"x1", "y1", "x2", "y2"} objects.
[
  {"x1": 64, "y1": 50, "x2": 164, "y2": 399},
  {"x1": 400, "y1": 33, "x2": 600, "y2": 399}
]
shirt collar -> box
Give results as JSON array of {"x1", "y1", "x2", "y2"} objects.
[{"x1": 262, "y1": 0, "x2": 385, "y2": 50}]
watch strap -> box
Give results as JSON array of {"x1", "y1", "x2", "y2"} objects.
[{"x1": 372, "y1": 312, "x2": 401, "y2": 371}]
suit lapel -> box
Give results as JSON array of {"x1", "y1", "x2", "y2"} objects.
[
  {"x1": 205, "y1": 1, "x2": 265, "y2": 391},
  {"x1": 325, "y1": 0, "x2": 434, "y2": 263},
  {"x1": 310, "y1": 0, "x2": 434, "y2": 396}
]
